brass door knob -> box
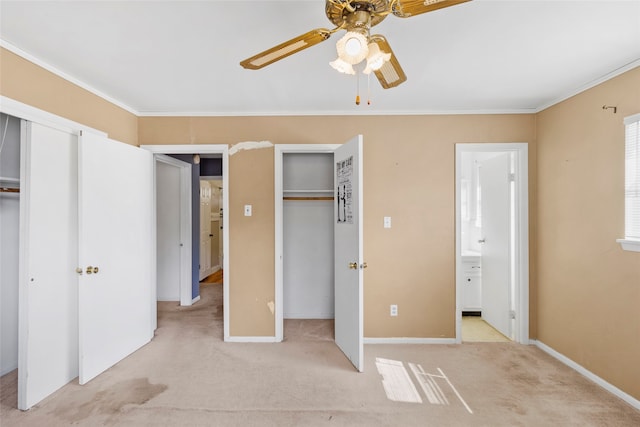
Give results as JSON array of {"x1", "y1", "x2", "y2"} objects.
[
  {"x1": 349, "y1": 262, "x2": 358, "y2": 269},
  {"x1": 86, "y1": 266, "x2": 99, "y2": 275}
]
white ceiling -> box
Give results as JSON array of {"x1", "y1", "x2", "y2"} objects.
[{"x1": 1, "y1": 0, "x2": 639, "y2": 116}]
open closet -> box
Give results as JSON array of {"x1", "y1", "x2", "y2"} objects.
[
  {"x1": 1, "y1": 113, "x2": 21, "y2": 377},
  {"x1": 282, "y1": 153, "x2": 335, "y2": 322},
  {"x1": 275, "y1": 137, "x2": 364, "y2": 371},
  {"x1": 1, "y1": 99, "x2": 155, "y2": 411}
]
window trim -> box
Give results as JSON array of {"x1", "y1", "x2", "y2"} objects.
[
  {"x1": 617, "y1": 239, "x2": 640, "y2": 252},
  {"x1": 618, "y1": 112, "x2": 640, "y2": 252}
]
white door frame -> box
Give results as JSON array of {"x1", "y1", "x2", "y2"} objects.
[
  {"x1": 153, "y1": 154, "x2": 192, "y2": 313},
  {"x1": 141, "y1": 145, "x2": 230, "y2": 341},
  {"x1": 455, "y1": 143, "x2": 529, "y2": 344},
  {"x1": 274, "y1": 144, "x2": 340, "y2": 342}
]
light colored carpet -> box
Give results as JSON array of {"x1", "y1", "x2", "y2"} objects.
[
  {"x1": 2, "y1": 283, "x2": 639, "y2": 426},
  {"x1": 284, "y1": 319, "x2": 334, "y2": 342}
]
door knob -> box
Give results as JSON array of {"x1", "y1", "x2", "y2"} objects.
[
  {"x1": 76, "y1": 267, "x2": 83, "y2": 275},
  {"x1": 349, "y1": 262, "x2": 358, "y2": 269},
  {"x1": 86, "y1": 266, "x2": 99, "y2": 274}
]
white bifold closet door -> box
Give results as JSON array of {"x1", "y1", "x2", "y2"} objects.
[
  {"x1": 18, "y1": 123, "x2": 154, "y2": 410},
  {"x1": 18, "y1": 121, "x2": 80, "y2": 410},
  {"x1": 77, "y1": 131, "x2": 153, "y2": 384}
]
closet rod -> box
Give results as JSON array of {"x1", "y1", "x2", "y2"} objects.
[
  {"x1": 283, "y1": 196, "x2": 334, "y2": 201},
  {"x1": 1, "y1": 177, "x2": 20, "y2": 193}
]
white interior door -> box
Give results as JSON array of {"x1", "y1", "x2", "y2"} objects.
[
  {"x1": 156, "y1": 161, "x2": 181, "y2": 301},
  {"x1": 334, "y1": 135, "x2": 364, "y2": 372},
  {"x1": 18, "y1": 122, "x2": 79, "y2": 410},
  {"x1": 78, "y1": 132, "x2": 153, "y2": 384},
  {"x1": 479, "y1": 153, "x2": 512, "y2": 339},
  {"x1": 154, "y1": 154, "x2": 192, "y2": 309}
]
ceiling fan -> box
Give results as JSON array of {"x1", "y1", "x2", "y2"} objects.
[{"x1": 240, "y1": 0, "x2": 472, "y2": 90}]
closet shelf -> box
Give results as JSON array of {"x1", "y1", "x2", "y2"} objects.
[
  {"x1": 283, "y1": 189, "x2": 333, "y2": 193},
  {"x1": 284, "y1": 196, "x2": 333, "y2": 201}
]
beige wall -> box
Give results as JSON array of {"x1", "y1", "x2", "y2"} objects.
[
  {"x1": 8, "y1": 43, "x2": 638, "y2": 401},
  {"x1": 536, "y1": 66, "x2": 640, "y2": 400},
  {"x1": 139, "y1": 115, "x2": 537, "y2": 338},
  {"x1": 0, "y1": 47, "x2": 138, "y2": 145}
]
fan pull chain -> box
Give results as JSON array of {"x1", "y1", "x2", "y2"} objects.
[
  {"x1": 367, "y1": 73, "x2": 371, "y2": 105},
  {"x1": 355, "y1": 68, "x2": 361, "y2": 105}
]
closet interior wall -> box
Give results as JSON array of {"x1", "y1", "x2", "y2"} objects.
[
  {"x1": 283, "y1": 153, "x2": 335, "y2": 320},
  {"x1": 1, "y1": 113, "x2": 21, "y2": 375}
]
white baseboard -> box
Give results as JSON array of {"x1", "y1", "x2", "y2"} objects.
[
  {"x1": 224, "y1": 336, "x2": 278, "y2": 343},
  {"x1": 533, "y1": 339, "x2": 640, "y2": 411},
  {"x1": 364, "y1": 337, "x2": 456, "y2": 345},
  {"x1": 191, "y1": 295, "x2": 200, "y2": 304},
  {"x1": 1, "y1": 365, "x2": 17, "y2": 377}
]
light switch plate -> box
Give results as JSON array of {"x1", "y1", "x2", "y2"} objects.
[
  {"x1": 384, "y1": 216, "x2": 392, "y2": 228},
  {"x1": 244, "y1": 205, "x2": 252, "y2": 216}
]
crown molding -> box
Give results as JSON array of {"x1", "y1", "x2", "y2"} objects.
[
  {"x1": 3, "y1": 38, "x2": 637, "y2": 118},
  {"x1": 1, "y1": 39, "x2": 140, "y2": 116},
  {"x1": 137, "y1": 108, "x2": 538, "y2": 117},
  {"x1": 535, "y1": 59, "x2": 640, "y2": 113}
]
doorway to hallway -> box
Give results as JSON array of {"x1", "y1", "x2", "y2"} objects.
[{"x1": 142, "y1": 145, "x2": 230, "y2": 341}]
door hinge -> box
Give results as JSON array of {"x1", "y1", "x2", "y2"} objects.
[
  {"x1": 509, "y1": 310, "x2": 516, "y2": 319},
  {"x1": 509, "y1": 173, "x2": 516, "y2": 182}
]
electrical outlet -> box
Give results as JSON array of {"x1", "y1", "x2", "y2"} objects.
[
  {"x1": 384, "y1": 216, "x2": 392, "y2": 228},
  {"x1": 390, "y1": 304, "x2": 398, "y2": 317},
  {"x1": 244, "y1": 205, "x2": 252, "y2": 216}
]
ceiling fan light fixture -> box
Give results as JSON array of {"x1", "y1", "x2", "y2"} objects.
[
  {"x1": 335, "y1": 31, "x2": 369, "y2": 64},
  {"x1": 330, "y1": 57, "x2": 356, "y2": 75},
  {"x1": 363, "y1": 42, "x2": 391, "y2": 74}
]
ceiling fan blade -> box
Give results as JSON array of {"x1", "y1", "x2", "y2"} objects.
[
  {"x1": 392, "y1": 0, "x2": 472, "y2": 18},
  {"x1": 240, "y1": 28, "x2": 332, "y2": 70},
  {"x1": 370, "y1": 35, "x2": 407, "y2": 89}
]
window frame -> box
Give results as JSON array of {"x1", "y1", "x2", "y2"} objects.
[{"x1": 617, "y1": 112, "x2": 640, "y2": 252}]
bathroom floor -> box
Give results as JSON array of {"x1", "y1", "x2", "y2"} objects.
[{"x1": 462, "y1": 315, "x2": 511, "y2": 342}]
